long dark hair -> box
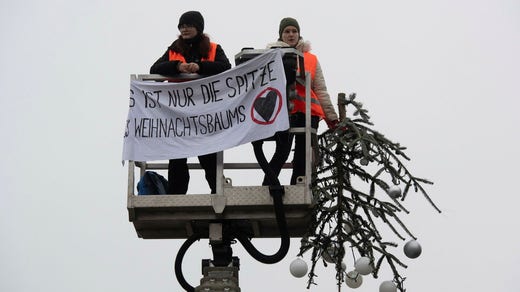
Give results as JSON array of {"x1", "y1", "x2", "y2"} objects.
[{"x1": 172, "y1": 33, "x2": 211, "y2": 59}]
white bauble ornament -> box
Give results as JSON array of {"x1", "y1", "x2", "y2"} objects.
[
  {"x1": 289, "y1": 258, "x2": 308, "y2": 278},
  {"x1": 379, "y1": 280, "x2": 397, "y2": 292},
  {"x1": 345, "y1": 271, "x2": 363, "y2": 288},
  {"x1": 404, "y1": 239, "x2": 422, "y2": 258},
  {"x1": 387, "y1": 185, "x2": 402, "y2": 198},
  {"x1": 354, "y1": 256, "x2": 373, "y2": 275}
]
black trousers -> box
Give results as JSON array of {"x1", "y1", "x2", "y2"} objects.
[
  {"x1": 167, "y1": 153, "x2": 217, "y2": 194},
  {"x1": 289, "y1": 113, "x2": 319, "y2": 185},
  {"x1": 261, "y1": 130, "x2": 292, "y2": 186},
  {"x1": 262, "y1": 113, "x2": 319, "y2": 185}
]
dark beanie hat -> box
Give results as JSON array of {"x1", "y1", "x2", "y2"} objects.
[
  {"x1": 279, "y1": 17, "x2": 300, "y2": 39},
  {"x1": 178, "y1": 11, "x2": 204, "y2": 33}
]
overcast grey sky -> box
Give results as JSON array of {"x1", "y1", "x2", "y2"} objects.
[{"x1": 1, "y1": 0, "x2": 519, "y2": 291}]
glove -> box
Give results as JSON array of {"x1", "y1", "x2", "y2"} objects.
[{"x1": 326, "y1": 119, "x2": 339, "y2": 130}]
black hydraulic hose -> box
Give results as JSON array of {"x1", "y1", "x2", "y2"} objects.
[
  {"x1": 174, "y1": 233, "x2": 201, "y2": 292},
  {"x1": 236, "y1": 186, "x2": 290, "y2": 263},
  {"x1": 252, "y1": 140, "x2": 280, "y2": 186},
  {"x1": 237, "y1": 141, "x2": 289, "y2": 264}
]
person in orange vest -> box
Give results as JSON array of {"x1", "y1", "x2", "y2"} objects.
[
  {"x1": 265, "y1": 17, "x2": 339, "y2": 185},
  {"x1": 150, "y1": 11, "x2": 231, "y2": 194}
]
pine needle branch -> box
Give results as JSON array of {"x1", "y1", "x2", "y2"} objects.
[{"x1": 298, "y1": 93, "x2": 440, "y2": 291}]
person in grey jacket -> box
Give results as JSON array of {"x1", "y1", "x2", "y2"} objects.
[{"x1": 264, "y1": 17, "x2": 339, "y2": 185}]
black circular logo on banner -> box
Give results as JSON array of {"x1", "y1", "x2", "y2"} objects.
[{"x1": 251, "y1": 87, "x2": 283, "y2": 124}]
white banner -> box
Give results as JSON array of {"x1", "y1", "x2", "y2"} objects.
[{"x1": 122, "y1": 49, "x2": 288, "y2": 161}]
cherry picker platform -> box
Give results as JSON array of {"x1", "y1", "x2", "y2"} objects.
[{"x1": 126, "y1": 48, "x2": 316, "y2": 241}]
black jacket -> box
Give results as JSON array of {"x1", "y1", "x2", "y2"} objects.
[{"x1": 150, "y1": 35, "x2": 231, "y2": 76}]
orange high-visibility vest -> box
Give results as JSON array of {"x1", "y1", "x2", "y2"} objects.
[
  {"x1": 293, "y1": 52, "x2": 325, "y2": 118},
  {"x1": 168, "y1": 42, "x2": 218, "y2": 62}
]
